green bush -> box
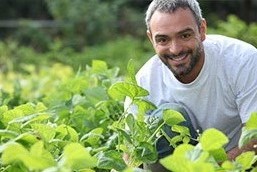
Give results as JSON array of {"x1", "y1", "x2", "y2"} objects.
[
  {"x1": 0, "y1": 36, "x2": 154, "y2": 75},
  {"x1": 208, "y1": 15, "x2": 257, "y2": 47}
]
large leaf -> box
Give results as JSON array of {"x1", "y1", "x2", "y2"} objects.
[
  {"x1": 134, "y1": 141, "x2": 158, "y2": 163},
  {"x1": 108, "y1": 82, "x2": 148, "y2": 101},
  {"x1": 200, "y1": 128, "x2": 228, "y2": 151},
  {"x1": 97, "y1": 150, "x2": 127, "y2": 171},
  {"x1": 61, "y1": 143, "x2": 97, "y2": 170},
  {"x1": 163, "y1": 109, "x2": 185, "y2": 126},
  {"x1": 160, "y1": 144, "x2": 215, "y2": 172},
  {"x1": 235, "y1": 151, "x2": 256, "y2": 170}
]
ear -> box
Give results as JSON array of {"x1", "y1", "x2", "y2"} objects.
[
  {"x1": 200, "y1": 19, "x2": 207, "y2": 41},
  {"x1": 147, "y1": 30, "x2": 154, "y2": 45}
]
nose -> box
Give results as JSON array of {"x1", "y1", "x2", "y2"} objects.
[{"x1": 168, "y1": 40, "x2": 183, "y2": 55}]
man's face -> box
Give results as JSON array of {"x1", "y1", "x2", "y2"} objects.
[{"x1": 147, "y1": 8, "x2": 206, "y2": 83}]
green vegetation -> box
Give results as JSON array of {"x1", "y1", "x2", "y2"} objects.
[
  {"x1": 0, "y1": 60, "x2": 256, "y2": 171},
  {"x1": 0, "y1": 14, "x2": 257, "y2": 172}
]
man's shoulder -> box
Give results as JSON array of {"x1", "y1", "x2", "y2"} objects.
[{"x1": 205, "y1": 34, "x2": 256, "y2": 51}]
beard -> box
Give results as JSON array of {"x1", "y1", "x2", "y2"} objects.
[{"x1": 160, "y1": 43, "x2": 203, "y2": 78}]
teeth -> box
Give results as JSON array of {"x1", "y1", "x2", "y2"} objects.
[{"x1": 172, "y1": 54, "x2": 187, "y2": 61}]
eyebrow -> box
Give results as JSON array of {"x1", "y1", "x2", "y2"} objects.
[
  {"x1": 177, "y1": 28, "x2": 194, "y2": 35},
  {"x1": 154, "y1": 27, "x2": 194, "y2": 38}
]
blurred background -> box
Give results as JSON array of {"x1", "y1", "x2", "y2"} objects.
[{"x1": 0, "y1": 0, "x2": 257, "y2": 74}]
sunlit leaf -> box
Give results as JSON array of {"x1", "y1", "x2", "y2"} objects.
[
  {"x1": 236, "y1": 151, "x2": 256, "y2": 170},
  {"x1": 108, "y1": 82, "x2": 148, "y2": 101},
  {"x1": 163, "y1": 109, "x2": 185, "y2": 126},
  {"x1": 126, "y1": 59, "x2": 137, "y2": 84},
  {"x1": 61, "y1": 143, "x2": 97, "y2": 170},
  {"x1": 245, "y1": 112, "x2": 257, "y2": 130},
  {"x1": 200, "y1": 128, "x2": 228, "y2": 151}
]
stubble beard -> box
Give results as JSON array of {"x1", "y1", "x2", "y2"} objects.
[{"x1": 165, "y1": 43, "x2": 203, "y2": 79}]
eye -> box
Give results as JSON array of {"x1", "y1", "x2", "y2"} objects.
[
  {"x1": 155, "y1": 36, "x2": 169, "y2": 45},
  {"x1": 180, "y1": 32, "x2": 193, "y2": 40}
]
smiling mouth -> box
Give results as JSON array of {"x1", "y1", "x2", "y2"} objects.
[{"x1": 164, "y1": 53, "x2": 188, "y2": 62}]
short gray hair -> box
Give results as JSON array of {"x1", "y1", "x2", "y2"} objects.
[{"x1": 145, "y1": 0, "x2": 203, "y2": 30}]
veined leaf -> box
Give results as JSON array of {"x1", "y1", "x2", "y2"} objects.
[
  {"x1": 55, "y1": 124, "x2": 79, "y2": 142},
  {"x1": 125, "y1": 59, "x2": 137, "y2": 84},
  {"x1": 96, "y1": 150, "x2": 127, "y2": 171},
  {"x1": 134, "y1": 141, "x2": 158, "y2": 163},
  {"x1": 31, "y1": 123, "x2": 56, "y2": 142},
  {"x1": 1, "y1": 142, "x2": 29, "y2": 165},
  {"x1": 80, "y1": 127, "x2": 104, "y2": 146},
  {"x1": 125, "y1": 114, "x2": 135, "y2": 132},
  {"x1": 134, "y1": 99, "x2": 156, "y2": 121},
  {"x1": 22, "y1": 141, "x2": 56, "y2": 171},
  {"x1": 200, "y1": 128, "x2": 228, "y2": 151},
  {"x1": 235, "y1": 151, "x2": 256, "y2": 170},
  {"x1": 163, "y1": 109, "x2": 185, "y2": 126},
  {"x1": 61, "y1": 143, "x2": 97, "y2": 170},
  {"x1": 108, "y1": 82, "x2": 148, "y2": 101}
]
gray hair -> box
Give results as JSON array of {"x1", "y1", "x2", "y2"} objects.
[{"x1": 145, "y1": 0, "x2": 203, "y2": 30}]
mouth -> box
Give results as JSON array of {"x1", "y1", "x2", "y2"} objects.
[{"x1": 164, "y1": 52, "x2": 189, "y2": 62}]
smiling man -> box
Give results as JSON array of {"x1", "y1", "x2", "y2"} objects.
[{"x1": 128, "y1": 0, "x2": 257, "y2": 171}]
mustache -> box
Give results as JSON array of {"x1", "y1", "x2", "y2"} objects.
[{"x1": 162, "y1": 50, "x2": 191, "y2": 60}]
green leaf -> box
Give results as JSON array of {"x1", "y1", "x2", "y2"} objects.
[
  {"x1": 23, "y1": 141, "x2": 56, "y2": 170},
  {"x1": 80, "y1": 127, "x2": 104, "y2": 146},
  {"x1": 221, "y1": 160, "x2": 234, "y2": 170},
  {"x1": 245, "y1": 112, "x2": 257, "y2": 129},
  {"x1": 92, "y1": 60, "x2": 108, "y2": 73},
  {"x1": 160, "y1": 144, "x2": 194, "y2": 171},
  {"x1": 126, "y1": 59, "x2": 137, "y2": 84},
  {"x1": 209, "y1": 148, "x2": 227, "y2": 163},
  {"x1": 1, "y1": 142, "x2": 29, "y2": 165},
  {"x1": 116, "y1": 128, "x2": 133, "y2": 144},
  {"x1": 239, "y1": 128, "x2": 257, "y2": 148},
  {"x1": 108, "y1": 82, "x2": 148, "y2": 101},
  {"x1": 14, "y1": 132, "x2": 40, "y2": 145},
  {"x1": 61, "y1": 143, "x2": 97, "y2": 170},
  {"x1": 97, "y1": 150, "x2": 127, "y2": 171},
  {"x1": 31, "y1": 123, "x2": 56, "y2": 142},
  {"x1": 125, "y1": 114, "x2": 135, "y2": 132},
  {"x1": 135, "y1": 142, "x2": 158, "y2": 163},
  {"x1": 200, "y1": 128, "x2": 228, "y2": 151},
  {"x1": 0, "y1": 129, "x2": 19, "y2": 140},
  {"x1": 235, "y1": 151, "x2": 256, "y2": 170},
  {"x1": 134, "y1": 99, "x2": 156, "y2": 121},
  {"x1": 163, "y1": 109, "x2": 185, "y2": 126},
  {"x1": 55, "y1": 124, "x2": 79, "y2": 142},
  {"x1": 160, "y1": 144, "x2": 215, "y2": 172}
]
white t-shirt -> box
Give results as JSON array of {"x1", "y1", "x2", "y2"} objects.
[{"x1": 134, "y1": 35, "x2": 257, "y2": 151}]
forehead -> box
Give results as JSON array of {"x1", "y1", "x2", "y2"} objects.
[{"x1": 149, "y1": 8, "x2": 198, "y2": 34}]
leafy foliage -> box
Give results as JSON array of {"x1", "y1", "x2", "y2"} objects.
[{"x1": 0, "y1": 59, "x2": 256, "y2": 171}]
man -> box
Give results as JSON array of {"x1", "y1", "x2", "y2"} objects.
[{"x1": 126, "y1": 0, "x2": 257, "y2": 170}]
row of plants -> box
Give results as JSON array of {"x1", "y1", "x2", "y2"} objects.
[
  {"x1": 0, "y1": 60, "x2": 256, "y2": 171},
  {"x1": 1, "y1": 15, "x2": 257, "y2": 76}
]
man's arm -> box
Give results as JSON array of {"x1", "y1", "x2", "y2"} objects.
[{"x1": 227, "y1": 139, "x2": 257, "y2": 160}]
